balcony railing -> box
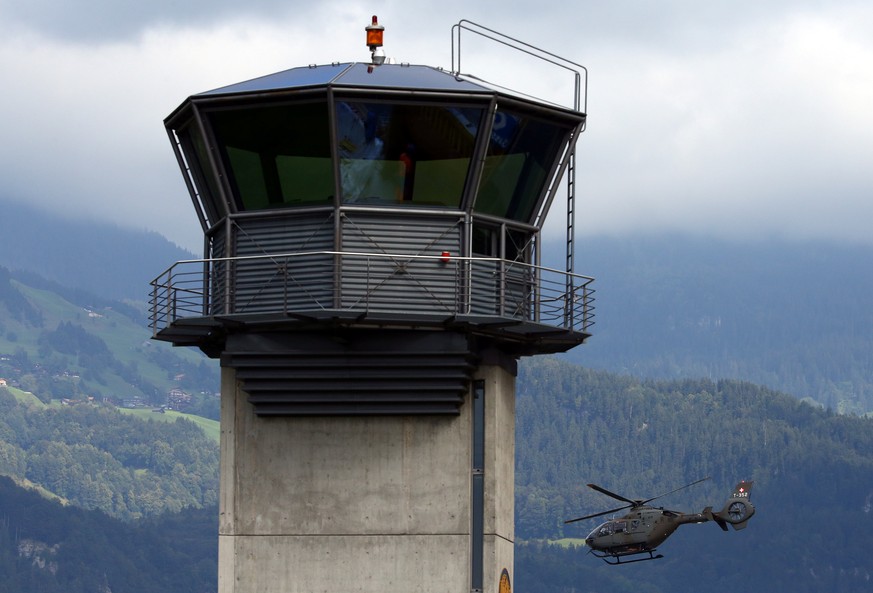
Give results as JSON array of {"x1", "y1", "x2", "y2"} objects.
[{"x1": 149, "y1": 251, "x2": 594, "y2": 337}]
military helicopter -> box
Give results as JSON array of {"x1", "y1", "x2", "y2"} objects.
[{"x1": 564, "y1": 477, "x2": 755, "y2": 565}]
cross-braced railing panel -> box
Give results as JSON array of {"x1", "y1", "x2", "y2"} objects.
[{"x1": 150, "y1": 251, "x2": 594, "y2": 336}]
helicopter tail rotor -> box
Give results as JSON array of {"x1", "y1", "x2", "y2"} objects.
[{"x1": 711, "y1": 480, "x2": 755, "y2": 531}]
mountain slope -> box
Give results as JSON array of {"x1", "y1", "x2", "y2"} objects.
[{"x1": 0, "y1": 266, "x2": 217, "y2": 408}]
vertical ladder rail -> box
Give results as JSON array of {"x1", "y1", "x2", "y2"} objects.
[{"x1": 566, "y1": 145, "x2": 576, "y2": 328}]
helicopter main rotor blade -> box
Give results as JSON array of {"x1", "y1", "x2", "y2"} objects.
[
  {"x1": 564, "y1": 503, "x2": 632, "y2": 524},
  {"x1": 642, "y1": 476, "x2": 711, "y2": 506},
  {"x1": 587, "y1": 483, "x2": 638, "y2": 505}
]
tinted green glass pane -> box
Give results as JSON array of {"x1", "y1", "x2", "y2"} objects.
[
  {"x1": 475, "y1": 110, "x2": 571, "y2": 222},
  {"x1": 210, "y1": 102, "x2": 333, "y2": 210},
  {"x1": 336, "y1": 101, "x2": 483, "y2": 207},
  {"x1": 225, "y1": 147, "x2": 268, "y2": 209}
]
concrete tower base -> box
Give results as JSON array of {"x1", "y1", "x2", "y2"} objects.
[{"x1": 218, "y1": 360, "x2": 516, "y2": 593}]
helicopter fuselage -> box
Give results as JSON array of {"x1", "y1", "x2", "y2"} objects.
[{"x1": 585, "y1": 506, "x2": 708, "y2": 557}]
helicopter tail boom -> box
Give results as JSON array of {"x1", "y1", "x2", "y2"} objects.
[{"x1": 703, "y1": 506, "x2": 729, "y2": 531}]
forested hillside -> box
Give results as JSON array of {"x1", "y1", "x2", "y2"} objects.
[
  {"x1": 515, "y1": 356, "x2": 873, "y2": 593},
  {"x1": 0, "y1": 388, "x2": 219, "y2": 519},
  {"x1": 5, "y1": 358, "x2": 871, "y2": 592},
  {"x1": 0, "y1": 476, "x2": 217, "y2": 593}
]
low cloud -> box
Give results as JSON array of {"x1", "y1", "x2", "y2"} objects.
[{"x1": 1, "y1": 2, "x2": 871, "y2": 251}]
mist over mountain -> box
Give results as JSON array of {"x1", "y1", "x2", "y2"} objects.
[
  {"x1": 0, "y1": 199, "x2": 195, "y2": 302},
  {"x1": 555, "y1": 234, "x2": 873, "y2": 413}
]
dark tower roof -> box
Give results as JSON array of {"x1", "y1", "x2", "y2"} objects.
[
  {"x1": 185, "y1": 62, "x2": 579, "y2": 114},
  {"x1": 199, "y1": 63, "x2": 489, "y2": 96}
]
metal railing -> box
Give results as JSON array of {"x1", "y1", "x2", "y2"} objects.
[{"x1": 149, "y1": 251, "x2": 594, "y2": 337}]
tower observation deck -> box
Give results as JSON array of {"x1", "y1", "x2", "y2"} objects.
[{"x1": 152, "y1": 47, "x2": 593, "y2": 415}]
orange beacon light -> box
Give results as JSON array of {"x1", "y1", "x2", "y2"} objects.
[{"x1": 366, "y1": 15, "x2": 384, "y2": 50}]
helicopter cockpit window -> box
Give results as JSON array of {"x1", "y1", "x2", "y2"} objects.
[{"x1": 613, "y1": 521, "x2": 627, "y2": 534}]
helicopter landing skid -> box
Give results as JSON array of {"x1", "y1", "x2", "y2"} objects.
[{"x1": 591, "y1": 548, "x2": 664, "y2": 565}]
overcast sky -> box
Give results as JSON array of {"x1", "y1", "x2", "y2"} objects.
[{"x1": 1, "y1": 0, "x2": 871, "y2": 253}]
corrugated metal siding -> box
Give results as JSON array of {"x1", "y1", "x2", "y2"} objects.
[
  {"x1": 205, "y1": 209, "x2": 532, "y2": 319},
  {"x1": 470, "y1": 261, "x2": 498, "y2": 315},
  {"x1": 339, "y1": 211, "x2": 463, "y2": 313},
  {"x1": 229, "y1": 212, "x2": 335, "y2": 313},
  {"x1": 223, "y1": 330, "x2": 476, "y2": 415},
  {"x1": 208, "y1": 231, "x2": 228, "y2": 315}
]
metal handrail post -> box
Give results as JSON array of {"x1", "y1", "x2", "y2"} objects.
[
  {"x1": 167, "y1": 266, "x2": 176, "y2": 326},
  {"x1": 201, "y1": 259, "x2": 210, "y2": 316}
]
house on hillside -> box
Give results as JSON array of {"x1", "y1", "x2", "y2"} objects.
[
  {"x1": 61, "y1": 396, "x2": 95, "y2": 407},
  {"x1": 167, "y1": 388, "x2": 192, "y2": 411}
]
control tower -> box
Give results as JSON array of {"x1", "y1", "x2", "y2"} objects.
[{"x1": 150, "y1": 18, "x2": 593, "y2": 593}]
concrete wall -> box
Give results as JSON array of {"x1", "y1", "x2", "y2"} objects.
[
  {"x1": 479, "y1": 363, "x2": 516, "y2": 592},
  {"x1": 218, "y1": 361, "x2": 516, "y2": 593}
]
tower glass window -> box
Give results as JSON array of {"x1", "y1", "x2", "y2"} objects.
[
  {"x1": 210, "y1": 101, "x2": 334, "y2": 210},
  {"x1": 335, "y1": 100, "x2": 484, "y2": 207},
  {"x1": 475, "y1": 108, "x2": 572, "y2": 222}
]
